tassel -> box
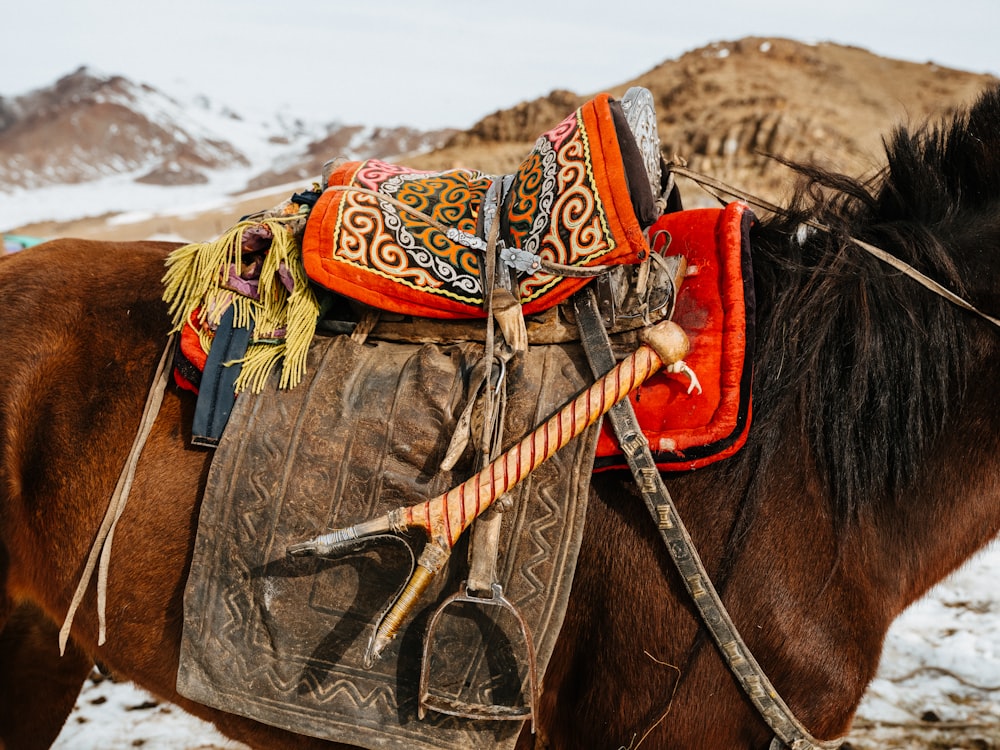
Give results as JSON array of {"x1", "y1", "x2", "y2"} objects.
[{"x1": 162, "y1": 216, "x2": 320, "y2": 393}]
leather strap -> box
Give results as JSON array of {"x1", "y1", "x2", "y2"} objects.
[
  {"x1": 467, "y1": 207, "x2": 512, "y2": 595},
  {"x1": 668, "y1": 163, "x2": 1000, "y2": 331},
  {"x1": 60, "y1": 333, "x2": 176, "y2": 654},
  {"x1": 573, "y1": 288, "x2": 841, "y2": 750}
]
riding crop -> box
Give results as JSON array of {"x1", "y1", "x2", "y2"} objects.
[{"x1": 287, "y1": 318, "x2": 698, "y2": 664}]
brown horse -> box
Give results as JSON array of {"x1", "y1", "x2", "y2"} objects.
[{"x1": 3, "y1": 86, "x2": 1000, "y2": 750}]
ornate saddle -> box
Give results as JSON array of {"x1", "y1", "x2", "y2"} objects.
[
  {"x1": 168, "y1": 87, "x2": 756, "y2": 749},
  {"x1": 301, "y1": 93, "x2": 660, "y2": 319},
  {"x1": 162, "y1": 86, "x2": 751, "y2": 467}
]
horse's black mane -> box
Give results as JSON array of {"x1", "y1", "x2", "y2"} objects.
[{"x1": 743, "y1": 85, "x2": 1000, "y2": 523}]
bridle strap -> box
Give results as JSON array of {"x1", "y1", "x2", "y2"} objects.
[
  {"x1": 668, "y1": 164, "x2": 1000, "y2": 331},
  {"x1": 573, "y1": 289, "x2": 841, "y2": 749}
]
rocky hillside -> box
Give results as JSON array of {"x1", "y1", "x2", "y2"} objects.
[
  {"x1": 408, "y1": 38, "x2": 998, "y2": 205},
  {"x1": 0, "y1": 66, "x2": 455, "y2": 194}
]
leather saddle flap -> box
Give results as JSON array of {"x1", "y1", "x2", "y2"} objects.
[
  {"x1": 177, "y1": 335, "x2": 600, "y2": 749},
  {"x1": 595, "y1": 202, "x2": 755, "y2": 471}
]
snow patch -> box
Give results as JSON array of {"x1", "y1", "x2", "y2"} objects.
[{"x1": 49, "y1": 543, "x2": 1000, "y2": 747}]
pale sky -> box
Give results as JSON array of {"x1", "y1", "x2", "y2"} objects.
[{"x1": 1, "y1": 0, "x2": 997, "y2": 129}]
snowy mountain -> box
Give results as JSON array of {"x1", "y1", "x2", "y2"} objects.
[
  {"x1": 0, "y1": 67, "x2": 455, "y2": 230},
  {"x1": 0, "y1": 67, "x2": 250, "y2": 189}
]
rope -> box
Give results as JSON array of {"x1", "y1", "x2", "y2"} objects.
[{"x1": 668, "y1": 164, "x2": 1000, "y2": 330}]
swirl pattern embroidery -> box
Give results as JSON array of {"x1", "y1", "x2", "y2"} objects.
[
  {"x1": 305, "y1": 93, "x2": 642, "y2": 318},
  {"x1": 518, "y1": 110, "x2": 615, "y2": 302},
  {"x1": 334, "y1": 163, "x2": 492, "y2": 301}
]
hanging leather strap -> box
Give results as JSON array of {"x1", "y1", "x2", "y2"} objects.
[
  {"x1": 668, "y1": 163, "x2": 1000, "y2": 331},
  {"x1": 573, "y1": 288, "x2": 841, "y2": 750},
  {"x1": 59, "y1": 334, "x2": 176, "y2": 654}
]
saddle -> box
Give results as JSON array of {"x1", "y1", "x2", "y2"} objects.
[
  {"x1": 301, "y1": 92, "x2": 658, "y2": 319},
  {"x1": 169, "y1": 87, "x2": 755, "y2": 748}
]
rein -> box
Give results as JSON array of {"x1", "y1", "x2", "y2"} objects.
[
  {"x1": 60, "y1": 334, "x2": 177, "y2": 655},
  {"x1": 573, "y1": 290, "x2": 840, "y2": 750},
  {"x1": 669, "y1": 163, "x2": 1000, "y2": 330}
]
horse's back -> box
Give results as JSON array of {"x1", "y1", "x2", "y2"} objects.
[
  {"x1": 0, "y1": 239, "x2": 193, "y2": 748},
  {"x1": 0, "y1": 238, "x2": 178, "y2": 316}
]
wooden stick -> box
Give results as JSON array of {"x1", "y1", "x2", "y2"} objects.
[{"x1": 288, "y1": 319, "x2": 692, "y2": 661}]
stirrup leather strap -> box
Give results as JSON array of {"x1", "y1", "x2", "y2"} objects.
[{"x1": 572, "y1": 288, "x2": 840, "y2": 750}]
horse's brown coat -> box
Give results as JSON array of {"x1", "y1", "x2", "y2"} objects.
[{"x1": 2, "y1": 87, "x2": 1000, "y2": 749}]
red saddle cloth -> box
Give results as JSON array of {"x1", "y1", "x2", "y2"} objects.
[
  {"x1": 301, "y1": 94, "x2": 650, "y2": 318},
  {"x1": 596, "y1": 202, "x2": 754, "y2": 471},
  {"x1": 177, "y1": 202, "x2": 754, "y2": 472}
]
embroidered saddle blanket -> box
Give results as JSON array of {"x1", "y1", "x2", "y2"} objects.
[
  {"x1": 169, "y1": 201, "x2": 754, "y2": 468},
  {"x1": 301, "y1": 93, "x2": 658, "y2": 319}
]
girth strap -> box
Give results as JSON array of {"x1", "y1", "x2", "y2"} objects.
[{"x1": 573, "y1": 288, "x2": 841, "y2": 750}]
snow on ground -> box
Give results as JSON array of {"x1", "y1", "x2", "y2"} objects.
[
  {"x1": 861, "y1": 542, "x2": 1000, "y2": 728},
  {"x1": 54, "y1": 676, "x2": 247, "y2": 750},
  {"x1": 1, "y1": 169, "x2": 258, "y2": 230},
  {"x1": 52, "y1": 542, "x2": 1000, "y2": 749}
]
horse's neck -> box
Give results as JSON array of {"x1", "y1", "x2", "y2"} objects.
[
  {"x1": 759, "y1": 369, "x2": 1000, "y2": 616},
  {"x1": 678, "y1": 335, "x2": 1000, "y2": 736},
  {"x1": 864, "y1": 376, "x2": 1000, "y2": 606},
  {"x1": 746, "y1": 223, "x2": 1000, "y2": 611}
]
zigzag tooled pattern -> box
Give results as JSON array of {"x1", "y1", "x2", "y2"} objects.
[{"x1": 178, "y1": 337, "x2": 599, "y2": 749}]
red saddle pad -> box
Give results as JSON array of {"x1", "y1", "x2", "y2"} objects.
[{"x1": 595, "y1": 202, "x2": 754, "y2": 471}]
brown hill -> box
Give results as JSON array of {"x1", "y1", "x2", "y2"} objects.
[{"x1": 407, "y1": 37, "x2": 998, "y2": 206}]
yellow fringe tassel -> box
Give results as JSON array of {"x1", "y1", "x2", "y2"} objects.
[{"x1": 161, "y1": 216, "x2": 320, "y2": 393}]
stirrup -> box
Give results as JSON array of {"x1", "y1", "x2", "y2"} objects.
[{"x1": 418, "y1": 581, "x2": 538, "y2": 727}]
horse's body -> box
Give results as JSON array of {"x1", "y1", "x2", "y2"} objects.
[{"x1": 2, "y1": 88, "x2": 1000, "y2": 750}]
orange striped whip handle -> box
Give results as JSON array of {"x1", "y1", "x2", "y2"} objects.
[
  {"x1": 288, "y1": 319, "x2": 692, "y2": 662},
  {"x1": 405, "y1": 335, "x2": 668, "y2": 547}
]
